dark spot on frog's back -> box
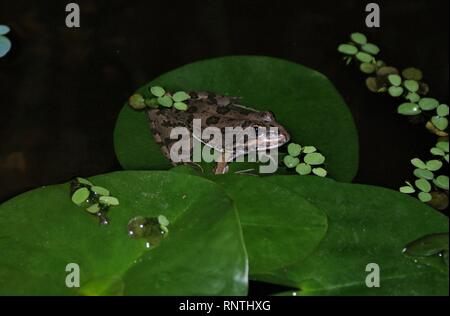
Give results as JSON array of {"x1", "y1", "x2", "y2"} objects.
[
  {"x1": 216, "y1": 106, "x2": 231, "y2": 115},
  {"x1": 187, "y1": 105, "x2": 198, "y2": 113},
  {"x1": 206, "y1": 116, "x2": 220, "y2": 125}
]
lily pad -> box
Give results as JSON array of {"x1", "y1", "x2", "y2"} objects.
[
  {"x1": 260, "y1": 176, "x2": 449, "y2": 295},
  {"x1": 0, "y1": 171, "x2": 248, "y2": 295},
  {"x1": 114, "y1": 56, "x2": 359, "y2": 182},
  {"x1": 210, "y1": 174, "x2": 328, "y2": 277}
]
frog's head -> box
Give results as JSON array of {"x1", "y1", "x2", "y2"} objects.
[{"x1": 249, "y1": 111, "x2": 290, "y2": 150}]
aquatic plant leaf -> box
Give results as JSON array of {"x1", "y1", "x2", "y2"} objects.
[
  {"x1": 114, "y1": 56, "x2": 359, "y2": 182},
  {"x1": 260, "y1": 176, "x2": 448, "y2": 296},
  {"x1": 209, "y1": 174, "x2": 328, "y2": 277},
  {"x1": 0, "y1": 171, "x2": 248, "y2": 295}
]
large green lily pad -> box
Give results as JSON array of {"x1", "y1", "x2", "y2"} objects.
[
  {"x1": 0, "y1": 171, "x2": 248, "y2": 295},
  {"x1": 114, "y1": 56, "x2": 358, "y2": 181},
  {"x1": 200, "y1": 174, "x2": 328, "y2": 277},
  {"x1": 261, "y1": 176, "x2": 449, "y2": 296}
]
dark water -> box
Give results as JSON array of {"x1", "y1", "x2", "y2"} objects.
[{"x1": 0, "y1": 0, "x2": 448, "y2": 201}]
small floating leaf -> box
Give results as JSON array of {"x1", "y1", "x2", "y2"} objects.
[
  {"x1": 430, "y1": 147, "x2": 445, "y2": 156},
  {"x1": 431, "y1": 116, "x2": 449, "y2": 131},
  {"x1": 86, "y1": 203, "x2": 101, "y2": 214},
  {"x1": 99, "y1": 196, "x2": 120, "y2": 206},
  {"x1": 399, "y1": 186, "x2": 415, "y2": 194},
  {"x1": 433, "y1": 175, "x2": 449, "y2": 190},
  {"x1": 403, "y1": 80, "x2": 419, "y2": 93},
  {"x1": 173, "y1": 102, "x2": 188, "y2": 111},
  {"x1": 128, "y1": 94, "x2": 146, "y2": 110},
  {"x1": 388, "y1": 74, "x2": 402, "y2": 86},
  {"x1": 397, "y1": 103, "x2": 421, "y2": 116},
  {"x1": 405, "y1": 92, "x2": 420, "y2": 103},
  {"x1": 388, "y1": 86, "x2": 403, "y2": 97},
  {"x1": 361, "y1": 43, "x2": 379, "y2": 55},
  {"x1": 302, "y1": 146, "x2": 317, "y2": 154},
  {"x1": 304, "y1": 153, "x2": 326, "y2": 165},
  {"x1": 145, "y1": 98, "x2": 159, "y2": 108},
  {"x1": 436, "y1": 141, "x2": 449, "y2": 153},
  {"x1": 415, "y1": 178, "x2": 431, "y2": 193},
  {"x1": 0, "y1": 25, "x2": 10, "y2": 35},
  {"x1": 350, "y1": 32, "x2": 367, "y2": 45},
  {"x1": 288, "y1": 143, "x2": 302, "y2": 157},
  {"x1": 418, "y1": 192, "x2": 432, "y2": 203},
  {"x1": 355, "y1": 52, "x2": 373, "y2": 63},
  {"x1": 157, "y1": 95, "x2": 173, "y2": 108},
  {"x1": 150, "y1": 86, "x2": 166, "y2": 97},
  {"x1": 425, "y1": 160, "x2": 443, "y2": 172},
  {"x1": 419, "y1": 98, "x2": 439, "y2": 111},
  {"x1": 411, "y1": 158, "x2": 426, "y2": 169},
  {"x1": 437, "y1": 104, "x2": 449, "y2": 117},
  {"x1": 359, "y1": 62, "x2": 375, "y2": 74},
  {"x1": 158, "y1": 215, "x2": 170, "y2": 227},
  {"x1": 0, "y1": 35, "x2": 11, "y2": 58},
  {"x1": 71, "y1": 188, "x2": 90, "y2": 206},
  {"x1": 377, "y1": 66, "x2": 399, "y2": 77},
  {"x1": 284, "y1": 155, "x2": 300, "y2": 168},
  {"x1": 312, "y1": 167, "x2": 327, "y2": 177},
  {"x1": 295, "y1": 163, "x2": 311, "y2": 175},
  {"x1": 413, "y1": 168, "x2": 434, "y2": 180},
  {"x1": 402, "y1": 67, "x2": 423, "y2": 81},
  {"x1": 91, "y1": 186, "x2": 110, "y2": 196},
  {"x1": 76, "y1": 177, "x2": 93, "y2": 187},
  {"x1": 172, "y1": 91, "x2": 191, "y2": 102},
  {"x1": 337, "y1": 44, "x2": 358, "y2": 55}
]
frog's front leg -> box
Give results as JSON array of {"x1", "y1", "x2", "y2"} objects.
[{"x1": 214, "y1": 152, "x2": 233, "y2": 174}]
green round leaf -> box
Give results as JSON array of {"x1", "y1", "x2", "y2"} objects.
[
  {"x1": 431, "y1": 116, "x2": 449, "y2": 131},
  {"x1": 415, "y1": 178, "x2": 431, "y2": 193},
  {"x1": 419, "y1": 98, "x2": 439, "y2": 111},
  {"x1": 0, "y1": 171, "x2": 247, "y2": 295},
  {"x1": 403, "y1": 80, "x2": 419, "y2": 93},
  {"x1": 355, "y1": 52, "x2": 373, "y2": 63},
  {"x1": 144, "y1": 98, "x2": 158, "y2": 108},
  {"x1": 400, "y1": 186, "x2": 415, "y2": 194},
  {"x1": 418, "y1": 192, "x2": 432, "y2": 203},
  {"x1": 350, "y1": 32, "x2": 367, "y2": 45},
  {"x1": 157, "y1": 95, "x2": 173, "y2": 108},
  {"x1": 99, "y1": 196, "x2": 120, "y2": 206},
  {"x1": 302, "y1": 146, "x2": 317, "y2": 153},
  {"x1": 437, "y1": 104, "x2": 449, "y2": 117},
  {"x1": 287, "y1": 143, "x2": 302, "y2": 157},
  {"x1": 434, "y1": 175, "x2": 449, "y2": 190},
  {"x1": 388, "y1": 74, "x2": 402, "y2": 87},
  {"x1": 295, "y1": 163, "x2": 311, "y2": 175},
  {"x1": 426, "y1": 160, "x2": 443, "y2": 172},
  {"x1": 436, "y1": 141, "x2": 449, "y2": 153},
  {"x1": 388, "y1": 86, "x2": 404, "y2": 97},
  {"x1": 337, "y1": 44, "x2": 358, "y2": 55},
  {"x1": 411, "y1": 158, "x2": 426, "y2": 169},
  {"x1": 397, "y1": 103, "x2": 421, "y2": 116},
  {"x1": 304, "y1": 153, "x2": 325, "y2": 165},
  {"x1": 405, "y1": 92, "x2": 421, "y2": 103},
  {"x1": 430, "y1": 147, "x2": 445, "y2": 156},
  {"x1": 361, "y1": 43, "x2": 380, "y2": 55},
  {"x1": 0, "y1": 35, "x2": 12, "y2": 58},
  {"x1": 86, "y1": 203, "x2": 101, "y2": 214},
  {"x1": 76, "y1": 177, "x2": 93, "y2": 186},
  {"x1": 173, "y1": 101, "x2": 188, "y2": 111},
  {"x1": 263, "y1": 176, "x2": 449, "y2": 296},
  {"x1": 312, "y1": 167, "x2": 327, "y2": 177},
  {"x1": 128, "y1": 94, "x2": 146, "y2": 110},
  {"x1": 284, "y1": 155, "x2": 300, "y2": 168},
  {"x1": 0, "y1": 25, "x2": 10, "y2": 35},
  {"x1": 359, "y1": 62, "x2": 376, "y2": 74},
  {"x1": 150, "y1": 86, "x2": 166, "y2": 97},
  {"x1": 402, "y1": 67, "x2": 423, "y2": 81},
  {"x1": 114, "y1": 56, "x2": 359, "y2": 181},
  {"x1": 91, "y1": 186, "x2": 110, "y2": 196},
  {"x1": 71, "y1": 188, "x2": 90, "y2": 205},
  {"x1": 157, "y1": 215, "x2": 170, "y2": 227},
  {"x1": 172, "y1": 91, "x2": 191, "y2": 102},
  {"x1": 413, "y1": 168, "x2": 434, "y2": 180}
]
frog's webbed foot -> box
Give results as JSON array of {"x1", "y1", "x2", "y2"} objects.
[{"x1": 214, "y1": 161, "x2": 229, "y2": 174}]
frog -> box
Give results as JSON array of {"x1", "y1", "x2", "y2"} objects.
[{"x1": 147, "y1": 91, "x2": 290, "y2": 174}]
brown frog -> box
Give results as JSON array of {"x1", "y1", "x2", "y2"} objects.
[{"x1": 147, "y1": 91, "x2": 290, "y2": 174}]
